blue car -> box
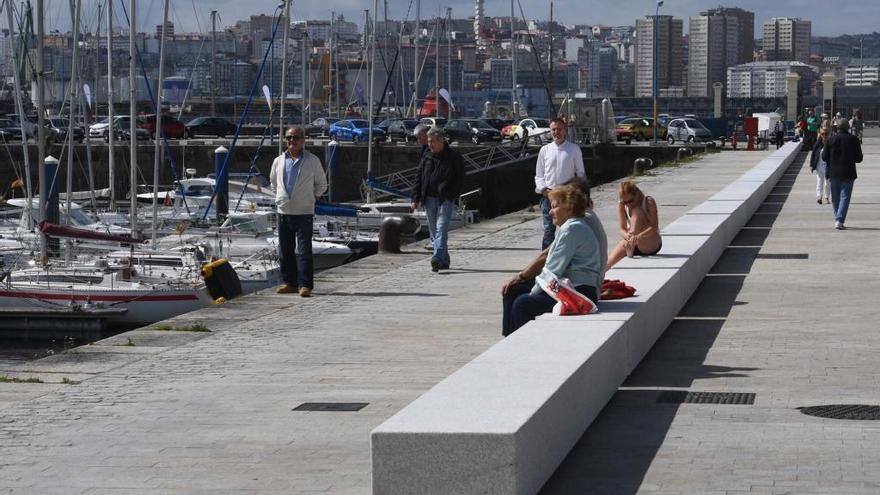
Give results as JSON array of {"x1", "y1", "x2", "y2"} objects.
[{"x1": 328, "y1": 119, "x2": 386, "y2": 143}]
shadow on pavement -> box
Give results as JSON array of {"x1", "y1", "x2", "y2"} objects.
[{"x1": 539, "y1": 153, "x2": 806, "y2": 495}]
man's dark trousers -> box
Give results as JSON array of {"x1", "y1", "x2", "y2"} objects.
[{"x1": 278, "y1": 214, "x2": 314, "y2": 289}]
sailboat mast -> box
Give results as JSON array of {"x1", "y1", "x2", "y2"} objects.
[
  {"x1": 37, "y1": 0, "x2": 46, "y2": 258},
  {"x1": 434, "y1": 10, "x2": 439, "y2": 118},
  {"x1": 107, "y1": 0, "x2": 115, "y2": 210},
  {"x1": 278, "y1": 0, "x2": 290, "y2": 155},
  {"x1": 510, "y1": 0, "x2": 516, "y2": 116},
  {"x1": 366, "y1": 2, "x2": 377, "y2": 204},
  {"x1": 129, "y1": 0, "x2": 137, "y2": 232},
  {"x1": 210, "y1": 10, "x2": 217, "y2": 117},
  {"x1": 3, "y1": 0, "x2": 33, "y2": 215},
  {"x1": 151, "y1": 0, "x2": 169, "y2": 248},
  {"x1": 446, "y1": 7, "x2": 451, "y2": 120},
  {"x1": 413, "y1": 0, "x2": 419, "y2": 118},
  {"x1": 65, "y1": 0, "x2": 82, "y2": 225}
]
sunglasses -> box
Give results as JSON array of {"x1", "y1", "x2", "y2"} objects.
[{"x1": 285, "y1": 135, "x2": 304, "y2": 141}]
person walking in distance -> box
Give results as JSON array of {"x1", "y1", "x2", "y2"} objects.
[
  {"x1": 534, "y1": 118, "x2": 586, "y2": 249},
  {"x1": 821, "y1": 120, "x2": 863, "y2": 230},
  {"x1": 411, "y1": 128, "x2": 465, "y2": 272},
  {"x1": 810, "y1": 128, "x2": 831, "y2": 204},
  {"x1": 271, "y1": 127, "x2": 328, "y2": 296},
  {"x1": 850, "y1": 110, "x2": 864, "y2": 143},
  {"x1": 806, "y1": 109, "x2": 819, "y2": 149},
  {"x1": 774, "y1": 120, "x2": 786, "y2": 149}
]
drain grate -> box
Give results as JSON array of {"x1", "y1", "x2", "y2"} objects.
[
  {"x1": 798, "y1": 405, "x2": 880, "y2": 420},
  {"x1": 657, "y1": 391, "x2": 755, "y2": 405},
  {"x1": 293, "y1": 402, "x2": 369, "y2": 412},
  {"x1": 756, "y1": 253, "x2": 808, "y2": 259}
]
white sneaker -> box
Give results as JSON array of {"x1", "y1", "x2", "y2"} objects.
[{"x1": 835, "y1": 222, "x2": 845, "y2": 230}]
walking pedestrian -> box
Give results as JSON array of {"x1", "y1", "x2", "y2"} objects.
[
  {"x1": 271, "y1": 126, "x2": 328, "y2": 297},
  {"x1": 821, "y1": 120, "x2": 863, "y2": 230},
  {"x1": 534, "y1": 118, "x2": 586, "y2": 249},
  {"x1": 774, "y1": 120, "x2": 786, "y2": 149},
  {"x1": 806, "y1": 109, "x2": 819, "y2": 149},
  {"x1": 850, "y1": 110, "x2": 864, "y2": 143},
  {"x1": 810, "y1": 128, "x2": 831, "y2": 204},
  {"x1": 411, "y1": 128, "x2": 465, "y2": 272},
  {"x1": 414, "y1": 123, "x2": 430, "y2": 155}
]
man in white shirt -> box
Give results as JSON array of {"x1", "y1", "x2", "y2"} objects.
[
  {"x1": 270, "y1": 126, "x2": 328, "y2": 297},
  {"x1": 534, "y1": 118, "x2": 586, "y2": 248}
]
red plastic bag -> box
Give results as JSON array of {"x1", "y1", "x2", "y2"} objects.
[
  {"x1": 600, "y1": 279, "x2": 637, "y2": 300},
  {"x1": 535, "y1": 268, "x2": 598, "y2": 316}
]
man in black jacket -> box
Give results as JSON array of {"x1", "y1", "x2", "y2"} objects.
[
  {"x1": 411, "y1": 128, "x2": 465, "y2": 271},
  {"x1": 821, "y1": 120, "x2": 863, "y2": 230}
]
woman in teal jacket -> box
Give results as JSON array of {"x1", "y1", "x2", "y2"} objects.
[{"x1": 501, "y1": 184, "x2": 602, "y2": 336}]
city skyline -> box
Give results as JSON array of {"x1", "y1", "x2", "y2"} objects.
[{"x1": 40, "y1": 0, "x2": 875, "y2": 38}]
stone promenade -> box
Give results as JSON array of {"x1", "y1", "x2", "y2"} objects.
[{"x1": 0, "y1": 135, "x2": 877, "y2": 494}]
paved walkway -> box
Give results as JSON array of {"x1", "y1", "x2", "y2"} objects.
[
  {"x1": 542, "y1": 130, "x2": 880, "y2": 494},
  {"x1": 0, "y1": 139, "x2": 861, "y2": 494}
]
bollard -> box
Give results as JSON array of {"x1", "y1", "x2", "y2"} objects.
[
  {"x1": 214, "y1": 146, "x2": 229, "y2": 223},
  {"x1": 633, "y1": 157, "x2": 653, "y2": 175},
  {"x1": 43, "y1": 155, "x2": 61, "y2": 256},
  {"x1": 326, "y1": 139, "x2": 338, "y2": 202},
  {"x1": 731, "y1": 133, "x2": 738, "y2": 150},
  {"x1": 378, "y1": 216, "x2": 403, "y2": 253},
  {"x1": 676, "y1": 147, "x2": 692, "y2": 162}
]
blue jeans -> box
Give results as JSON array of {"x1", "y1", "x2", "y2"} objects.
[
  {"x1": 829, "y1": 178, "x2": 854, "y2": 225},
  {"x1": 424, "y1": 196, "x2": 454, "y2": 267},
  {"x1": 540, "y1": 196, "x2": 555, "y2": 250},
  {"x1": 278, "y1": 214, "x2": 314, "y2": 289}
]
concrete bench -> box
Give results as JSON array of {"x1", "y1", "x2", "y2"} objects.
[{"x1": 372, "y1": 142, "x2": 802, "y2": 495}]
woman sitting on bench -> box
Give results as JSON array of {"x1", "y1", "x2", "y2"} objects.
[{"x1": 606, "y1": 180, "x2": 661, "y2": 271}]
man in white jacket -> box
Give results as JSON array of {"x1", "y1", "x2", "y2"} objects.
[{"x1": 270, "y1": 126, "x2": 328, "y2": 296}]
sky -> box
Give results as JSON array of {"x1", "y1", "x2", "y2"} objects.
[{"x1": 41, "y1": 0, "x2": 876, "y2": 37}]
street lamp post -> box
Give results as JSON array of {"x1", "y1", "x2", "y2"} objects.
[{"x1": 652, "y1": 0, "x2": 663, "y2": 145}]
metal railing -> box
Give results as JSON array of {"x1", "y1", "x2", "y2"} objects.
[{"x1": 369, "y1": 130, "x2": 551, "y2": 200}]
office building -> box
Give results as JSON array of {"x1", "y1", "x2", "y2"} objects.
[
  {"x1": 763, "y1": 17, "x2": 811, "y2": 63},
  {"x1": 635, "y1": 15, "x2": 684, "y2": 97},
  {"x1": 726, "y1": 61, "x2": 817, "y2": 98},
  {"x1": 687, "y1": 11, "x2": 739, "y2": 97},
  {"x1": 845, "y1": 58, "x2": 880, "y2": 87}
]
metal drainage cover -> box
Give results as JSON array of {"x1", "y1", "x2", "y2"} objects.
[
  {"x1": 798, "y1": 405, "x2": 880, "y2": 420},
  {"x1": 293, "y1": 402, "x2": 368, "y2": 412},
  {"x1": 657, "y1": 391, "x2": 755, "y2": 405},
  {"x1": 756, "y1": 253, "x2": 809, "y2": 260}
]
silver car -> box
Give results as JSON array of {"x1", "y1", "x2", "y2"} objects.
[{"x1": 666, "y1": 118, "x2": 713, "y2": 144}]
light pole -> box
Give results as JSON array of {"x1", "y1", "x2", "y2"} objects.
[{"x1": 652, "y1": 0, "x2": 663, "y2": 145}]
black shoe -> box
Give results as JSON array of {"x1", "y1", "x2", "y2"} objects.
[
  {"x1": 431, "y1": 258, "x2": 441, "y2": 272},
  {"x1": 440, "y1": 263, "x2": 450, "y2": 270}
]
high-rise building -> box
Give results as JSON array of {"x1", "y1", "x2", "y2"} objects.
[
  {"x1": 726, "y1": 61, "x2": 817, "y2": 98},
  {"x1": 763, "y1": 17, "x2": 811, "y2": 63},
  {"x1": 635, "y1": 15, "x2": 684, "y2": 98},
  {"x1": 707, "y1": 7, "x2": 754, "y2": 64},
  {"x1": 474, "y1": 0, "x2": 486, "y2": 48},
  {"x1": 687, "y1": 10, "x2": 741, "y2": 97}
]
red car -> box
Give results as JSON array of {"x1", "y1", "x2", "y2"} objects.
[
  {"x1": 615, "y1": 125, "x2": 633, "y2": 144},
  {"x1": 143, "y1": 114, "x2": 186, "y2": 139}
]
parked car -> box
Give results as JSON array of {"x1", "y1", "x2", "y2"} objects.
[
  {"x1": 419, "y1": 117, "x2": 448, "y2": 130},
  {"x1": 513, "y1": 118, "x2": 552, "y2": 142},
  {"x1": 482, "y1": 118, "x2": 513, "y2": 131},
  {"x1": 328, "y1": 119, "x2": 386, "y2": 142},
  {"x1": 143, "y1": 114, "x2": 186, "y2": 139},
  {"x1": 617, "y1": 117, "x2": 666, "y2": 141},
  {"x1": 113, "y1": 120, "x2": 151, "y2": 142},
  {"x1": 4, "y1": 114, "x2": 36, "y2": 139},
  {"x1": 614, "y1": 124, "x2": 633, "y2": 144},
  {"x1": 45, "y1": 118, "x2": 85, "y2": 143},
  {"x1": 184, "y1": 117, "x2": 236, "y2": 138},
  {"x1": 90, "y1": 115, "x2": 135, "y2": 140},
  {"x1": 304, "y1": 117, "x2": 340, "y2": 137},
  {"x1": 0, "y1": 118, "x2": 20, "y2": 141},
  {"x1": 666, "y1": 118, "x2": 713, "y2": 144},
  {"x1": 501, "y1": 123, "x2": 519, "y2": 140},
  {"x1": 386, "y1": 119, "x2": 420, "y2": 142},
  {"x1": 444, "y1": 119, "x2": 502, "y2": 144}
]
